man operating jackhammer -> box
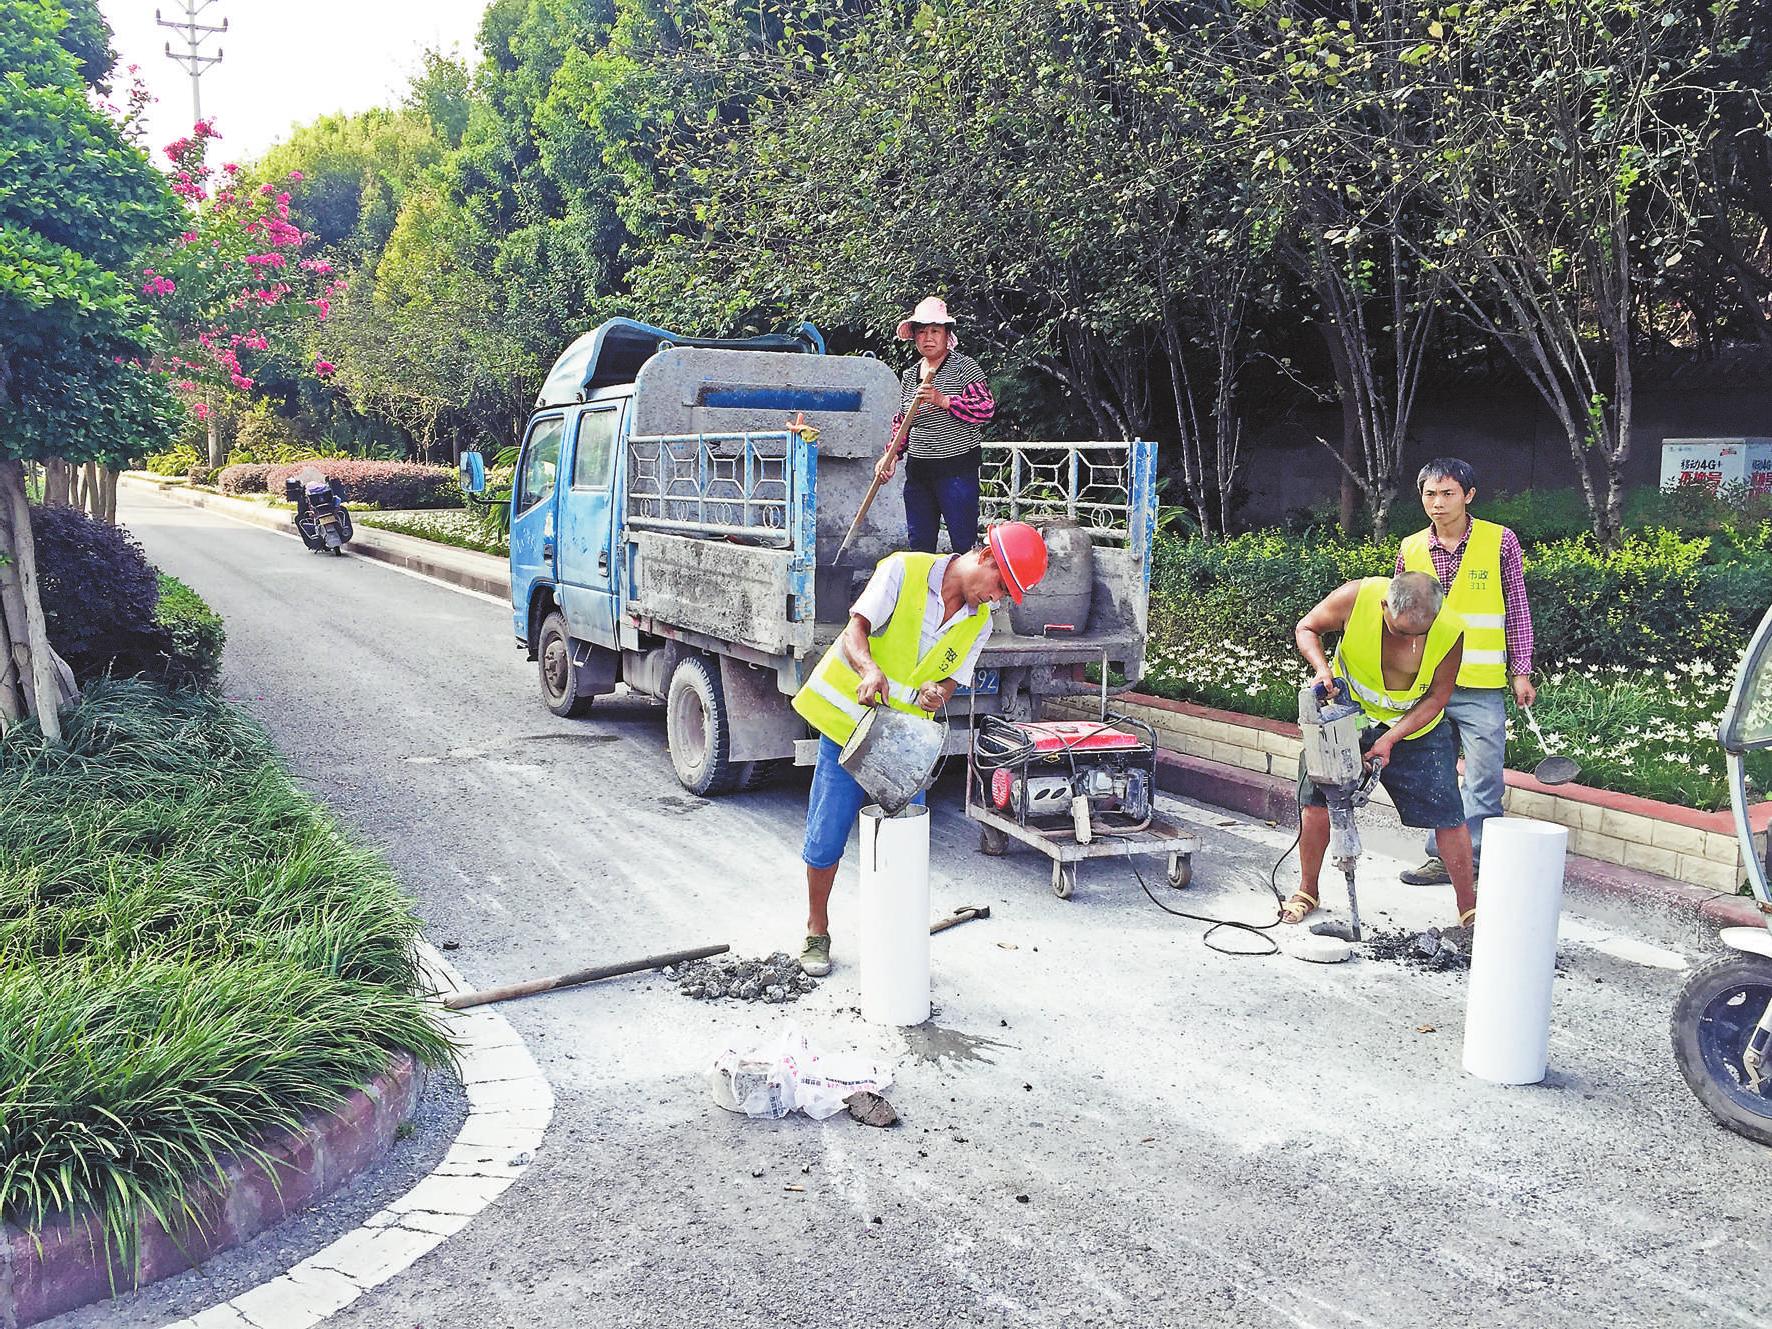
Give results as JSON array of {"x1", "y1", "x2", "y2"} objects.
[
  {"x1": 1286, "y1": 571, "x2": 1478, "y2": 934},
  {"x1": 789, "y1": 522, "x2": 1050, "y2": 977}
]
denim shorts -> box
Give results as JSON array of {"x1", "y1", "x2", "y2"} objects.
[
  {"x1": 1298, "y1": 719, "x2": 1465, "y2": 830},
  {"x1": 802, "y1": 735, "x2": 925, "y2": 869}
]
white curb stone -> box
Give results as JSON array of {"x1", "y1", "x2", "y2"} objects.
[{"x1": 156, "y1": 942, "x2": 553, "y2": 1329}]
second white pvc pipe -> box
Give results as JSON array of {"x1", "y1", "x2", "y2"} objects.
[
  {"x1": 858, "y1": 803, "x2": 931, "y2": 1026},
  {"x1": 1462, "y1": 817, "x2": 1570, "y2": 1085}
]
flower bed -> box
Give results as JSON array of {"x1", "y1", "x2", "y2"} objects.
[
  {"x1": 0, "y1": 680, "x2": 450, "y2": 1263},
  {"x1": 1146, "y1": 515, "x2": 1772, "y2": 812},
  {"x1": 1141, "y1": 631, "x2": 1768, "y2": 811},
  {"x1": 359, "y1": 508, "x2": 509, "y2": 556}
]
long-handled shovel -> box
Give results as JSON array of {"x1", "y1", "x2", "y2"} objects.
[
  {"x1": 835, "y1": 361, "x2": 935, "y2": 561},
  {"x1": 1520, "y1": 707, "x2": 1581, "y2": 786},
  {"x1": 443, "y1": 943, "x2": 729, "y2": 1010}
]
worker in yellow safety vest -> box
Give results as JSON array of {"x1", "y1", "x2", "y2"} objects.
[
  {"x1": 790, "y1": 522, "x2": 1050, "y2": 977},
  {"x1": 1394, "y1": 458, "x2": 1538, "y2": 887},
  {"x1": 1290, "y1": 571, "x2": 1478, "y2": 933}
]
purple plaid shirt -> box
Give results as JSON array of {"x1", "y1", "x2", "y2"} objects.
[{"x1": 1395, "y1": 521, "x2": 1534, "y2": 677}]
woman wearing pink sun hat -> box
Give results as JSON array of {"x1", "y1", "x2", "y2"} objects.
[{"x1": 873, "y1": 295, "x2": 996, "y2": 554}]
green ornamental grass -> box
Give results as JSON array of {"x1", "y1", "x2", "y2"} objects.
[{"x1": 0, "y1": 680, "x2": 450, "y2": 1269}]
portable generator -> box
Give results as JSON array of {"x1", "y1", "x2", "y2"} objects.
[{"x1": 971, "y1": 715, "x2": 1158, "y2": 842}]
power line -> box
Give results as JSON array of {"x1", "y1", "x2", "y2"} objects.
[{"x1": 156, "y1": 1, "x2": 227, "y2": 127}]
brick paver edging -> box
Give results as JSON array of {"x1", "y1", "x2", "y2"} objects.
[{"x1": 3, "y1": 1055, "x2": 420, "y2": 1327}]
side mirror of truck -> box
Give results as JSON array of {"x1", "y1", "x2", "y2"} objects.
[{"x1": 459, "y1": 451, "x2": 486, "y2": 495}]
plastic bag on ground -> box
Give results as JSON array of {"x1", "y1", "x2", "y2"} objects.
[{"x1": 707, "y1": 1022, "x2": 894, "y2": 1120}]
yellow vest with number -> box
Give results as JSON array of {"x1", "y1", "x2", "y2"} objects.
[
  {"x1": 791, "y1": 553, "x2": 991, "y2": 745},
  {"x1": 1331, "y1": 578, "x2": 1464, "y2": 740},
  {"x1": 1400, "y1": 518, "x2": 1507, "y2": 689}
]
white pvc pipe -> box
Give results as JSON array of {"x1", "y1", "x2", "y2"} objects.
[
  {"x1": 1461, "y1": 817, "x2": 1569, "y2": 1085},
  {"x1": 858, "y1": 803, "x2": 931, "y2": 1026}
]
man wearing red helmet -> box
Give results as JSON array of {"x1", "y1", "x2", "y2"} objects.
[{"x1": 790, "y1": 521, "x2": 1050, "y2": 976}]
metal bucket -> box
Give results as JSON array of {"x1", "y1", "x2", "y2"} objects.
[{"x1": 839, "y1": 706, "x2": 945, "y2": 815}]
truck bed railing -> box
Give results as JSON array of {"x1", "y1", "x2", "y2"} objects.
[
  {"x1": 627, "y1": 431, "x2": 806, "y2": 548},
  {"x1": 978, "y1": 440, "x2": 1154, "y2": 548}
]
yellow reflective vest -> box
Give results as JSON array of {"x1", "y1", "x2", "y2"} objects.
[
  {"x1": 1331, "y1": 577, "x2": 1464, "y2": 740},
  {"x1": 791, "y1": 552, "x2": 991, "y2": 746},
  {"x1": 1400, "y1": 518, "x2": 1508, "y2": 689}
]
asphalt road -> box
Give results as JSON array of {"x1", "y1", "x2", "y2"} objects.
[{"x1": 96, "y1": 486, "x2": 1772, "y2": 1329}]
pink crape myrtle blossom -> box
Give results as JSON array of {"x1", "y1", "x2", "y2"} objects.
[{"x1": 142, "y1": 123, "x2": 335, "y2": 432}]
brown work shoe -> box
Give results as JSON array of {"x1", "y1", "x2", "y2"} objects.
[{"x1": 1400, "y1": 857, "x2": 1451, "y2": 886}]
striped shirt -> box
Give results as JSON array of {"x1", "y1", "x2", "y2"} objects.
[
  {"x1": 1394, "y1": 522, "x2": 1535, "y2": 676},
  {"x1": 892, "y1": 353, "x2": 994, "y2": 461}
]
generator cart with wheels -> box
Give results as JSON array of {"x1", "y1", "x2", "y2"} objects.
[{"x1": 965, "y1": 710, "x2": 1200, "y2": 899}]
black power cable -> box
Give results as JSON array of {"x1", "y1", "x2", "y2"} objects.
[{"x1": 1123, "y1": 825, "x2": 1303, "y2": 958}]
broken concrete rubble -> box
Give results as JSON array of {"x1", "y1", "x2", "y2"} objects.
[{"x1": 666, "y1": 952, "x2": 820, "y2": 1003}]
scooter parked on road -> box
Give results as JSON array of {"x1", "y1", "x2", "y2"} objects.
[
  {"x1": 285, "y1": 468, "x2": 354, "y2": 555},
  {"x1": 1672, "y1": 601, "x2": 1772, "y2": 1144}
]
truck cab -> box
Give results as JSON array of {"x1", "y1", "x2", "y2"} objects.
[{"x1": 467, "y1": 317, "x2": 1159, "y2": 797}]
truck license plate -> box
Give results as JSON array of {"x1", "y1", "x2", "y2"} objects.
[{"x1": 958, "y1": 668, "x2": 999, "y2": 696}]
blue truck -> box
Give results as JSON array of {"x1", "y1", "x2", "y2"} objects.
[{"x1": 462, "y1": 319, "x2": 1160, "y2": 796}]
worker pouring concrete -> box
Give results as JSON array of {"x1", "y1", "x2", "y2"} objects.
[
  {"x1": 1288, "y1": 571, "x2": 1478, "y2": 935},
  {"x1": 790, "y1": 522, "x2": 1050, "y2": 977},
  {"x1": 871, "y1": 296, "x2": 996, "y2": 554}
]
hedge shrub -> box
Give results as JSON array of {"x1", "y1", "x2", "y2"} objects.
[
  {"x1": 217, "y1": 462, "x2": 274, "y2": 494},
  {"x1": 152, "y1": 574, "x2": 225, "y2": 689},
  {"x1": 29, "y1": 503, "x2": 162, "y2": 681},
  {"x1": 28, "y1": 506, "x2": 226, "y2": 689},
  {"x1": 1149, "y1": 524, "x2": 1772, "y2": 671},
  {"x1": 264, "y1": 460, "x2": 457, "y2": 510}
]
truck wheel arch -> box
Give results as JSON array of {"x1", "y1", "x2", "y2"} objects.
[{"x1": 525, "y1": 585, "x2": 560, "y2": 659}]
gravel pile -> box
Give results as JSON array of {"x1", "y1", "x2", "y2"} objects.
[
  {"x1": 1364, "y1": 926, "x2": 1472, "y2": 972},
  {"x1": 665, "y1": 951, "x2": 818, "y2": 1003}
]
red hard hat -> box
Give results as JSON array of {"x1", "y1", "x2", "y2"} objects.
[{"x1": 987, "y1": 521, "x2": 1049, "y2": 604}]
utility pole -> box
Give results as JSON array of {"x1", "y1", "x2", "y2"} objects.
[{"x1": 156, "y1": 1, "x2": 227, "y2": 127}]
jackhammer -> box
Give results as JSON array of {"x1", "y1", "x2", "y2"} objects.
[{"x1": 1297, "y1": 679, "x2": 1386, "y2": 942}]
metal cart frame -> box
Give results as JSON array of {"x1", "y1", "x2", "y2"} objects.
[{"x1": 963, "y1": 699, "x2": 1200, "y2": 899}]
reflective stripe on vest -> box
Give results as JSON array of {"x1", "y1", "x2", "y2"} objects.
[
  {"x1": 1331, "y1": 577, "x2": 1463, "y2": 739},
  {"x1": 1400, "y1": 518, "x2": 1508, "y2": 689},
  {"x1": 790, "y1": 552, "x2": 991, "y2": 745}
]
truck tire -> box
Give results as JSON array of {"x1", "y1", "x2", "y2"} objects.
[
  {"x1": 537, "y1": 612, "x2": 596, "y2": 718},
  {"x1": 736, "y1": 758, "x2": 792, "y2": 792},
  {"x1": 666, "y1": 655, "x2": 742, "y2": 796}
]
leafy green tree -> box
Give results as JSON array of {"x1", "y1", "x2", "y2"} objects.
[
  {"x1": 1421, "y1": 0, "x2": 1742, "y2": 546},
  {"x1": 0, "y1": 0, "x2": 182, "y2": 738}
]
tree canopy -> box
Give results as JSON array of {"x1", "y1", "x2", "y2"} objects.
[{"x1": 237, "y1": 0, "x2": 1772, "y2": 543}]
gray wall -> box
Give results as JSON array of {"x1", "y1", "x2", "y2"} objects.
[{"x1": 1233, "y1": 383, "x2": 1772, "y2": 525}]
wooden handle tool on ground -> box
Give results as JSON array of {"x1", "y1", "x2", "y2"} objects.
[
  {"x1": 930, "y1": 905, "x2": 991, "y2": 935},
  {"x1": 443, "y1": 943, "x2": 730, "y2": 1010},
  {"x1": 836, "y1": 361, "x2": 935, "y2": 561}
]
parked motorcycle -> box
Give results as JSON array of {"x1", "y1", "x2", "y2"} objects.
[
  {"x1": 285, "y1": 469, "x2": 354, "y2": 555},
  {"x1": 1672, "y1": 601, "x2": 1772, "y2": 1144}
]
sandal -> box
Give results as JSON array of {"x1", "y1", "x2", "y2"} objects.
[
  {"x1": 1280, "y1": 892, "x2": 1318, "y2": 925},
  {"x1": 1458, "y1": 906, "x2": 1477, "y2": 928}
]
